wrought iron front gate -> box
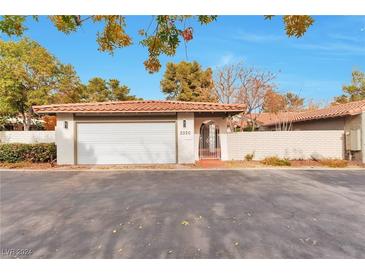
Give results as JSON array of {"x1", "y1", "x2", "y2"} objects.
[{"x1": 199, "y1": 122, "x2": 221, "y2": 159}]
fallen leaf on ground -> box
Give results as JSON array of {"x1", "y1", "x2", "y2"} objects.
[{"x1": 181, "y1": 220, "x2": 190, "y2": 226}]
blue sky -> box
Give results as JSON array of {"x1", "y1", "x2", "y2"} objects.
[{"x1": 2, "y1": 16, "x2": 365, "y2": 103}]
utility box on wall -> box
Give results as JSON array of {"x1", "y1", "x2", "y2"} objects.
[{"x1": 346, "y1": 129, "x2": 361, "y2": 151}]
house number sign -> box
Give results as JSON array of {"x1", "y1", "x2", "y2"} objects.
[{"x1": 180, "y1": 130, "x2": 191, "y2": 135}]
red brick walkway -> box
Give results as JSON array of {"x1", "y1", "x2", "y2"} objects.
[{"x1": 196, "y1": 159, "x2": 225, "y2": 168}]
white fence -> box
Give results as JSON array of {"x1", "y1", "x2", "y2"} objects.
[
  {"x1": 227, "y1": 131, "x2": 344, "y2": 160},
  {"x1": 0, "y1": 131, "x2": 55, "y2": 144}
]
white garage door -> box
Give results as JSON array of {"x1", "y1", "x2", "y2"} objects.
[{"x1": 77, "y1": 122, "x2": 176, "y2": 164}]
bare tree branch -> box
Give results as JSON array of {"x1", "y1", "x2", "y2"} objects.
[{"x1": 213, "y1": 62, "x2": 277, "y2": 131}]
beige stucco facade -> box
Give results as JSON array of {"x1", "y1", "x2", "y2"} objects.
[
  {"x1": 55, "y1": 113, "x2": 75, "y2": 165},
  {"x1": 177, "y1": 112, "x2": 195, "y2": 163},
  {"x1": 291, "y1": 117, "x2": 346, "y2": 131},
  {"x1": 54, "y1": 110, "x2": 364, "y2": 165},
  {"x1": 55, "y1": 112, "x2": 230, "y2": 165}
]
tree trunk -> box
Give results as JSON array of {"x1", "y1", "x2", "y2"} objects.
[
  {"x1": 240, "y1": 115, "x2": 244, "y2": 132},
  {"x1": 251, "y1": 119, "x2": 256, "y2": 131},
  {"x1": 228, "y1": 116, "x2": 234, "y2": 133},
  {"x1": 22, "y1": 109, "x2": 32, "y2": 131},
  {"x1": 20, "y1": 112, "x2": 28, "y2": 131},
  {"x1": 25, "y1": 115, "x2": 31, "y2": 131}
]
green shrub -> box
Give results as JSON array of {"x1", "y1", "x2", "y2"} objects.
[
  {"x1": 245, "y1": 153, "x2": 254, "y2": 161},
  {"x1": 261, "y1": 156, "x2": 291, "y2": 166},
  {"x1": 0, "y1": 143, "x2": 56, "y2": 163}
]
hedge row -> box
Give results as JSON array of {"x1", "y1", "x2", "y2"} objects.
[{"x1": 0, "y1": 143, "x2": 56, "y2": 163}]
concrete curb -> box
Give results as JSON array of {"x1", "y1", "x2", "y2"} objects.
[{"x1": 1, "y1": 167, "x2": 365, "y2": 172}]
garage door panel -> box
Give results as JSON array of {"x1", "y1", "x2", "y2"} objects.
[
  {"x1": 78, "y1": 134, "x2": 173, "y2": 143},
  {"x1": 77, "y1": 122, "x2": 176, "y2": 164}
]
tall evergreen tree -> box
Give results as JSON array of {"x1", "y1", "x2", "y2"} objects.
[
  {"x1": 334, "y1": 70, "x2": 365, "y2": 103},
  {"x1": 160, "y1": 61, "x2": 217, "y2": 102},
  {"x1": 83, "y1": 78, "x2": 138, "y2": 102}
]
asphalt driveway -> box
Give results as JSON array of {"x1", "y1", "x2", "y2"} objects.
[{"x1": 1, "y1": 169, "x2": 365, "y2": 259}]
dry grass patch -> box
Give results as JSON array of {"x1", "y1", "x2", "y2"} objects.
[
  {"x1": 224, "y1": 160, "x2": 264, "y2": 168},
  {"x1": 261, "y1": 156, "x2": 291, "y2": 166},
  {"x1": 319, "y1": 159, "x2": 348, "y2": 168},
  {"x1": 290, "y1": 160, "x2": 323, "y2": 167},
  {"x1": 0, "y1": 161, "x2": 55, "y2": 169}
]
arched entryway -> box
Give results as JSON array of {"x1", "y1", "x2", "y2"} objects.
[{"x1": 199, "y1": 121, "x2": 221, "y2": 160}]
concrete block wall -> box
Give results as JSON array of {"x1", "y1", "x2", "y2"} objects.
[
  {"x1": 0, "y1": 131, "x2": 55, "y2": 144},
  {"x1": 227, "y1": 130, "x2": 344, "y2": 160}
]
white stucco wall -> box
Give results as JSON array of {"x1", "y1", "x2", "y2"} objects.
[
  {"x1": 0, "y1": 131, "x2": 55, "y2": 144},
  {"x1": 54, "y1": 113, "x2": 231, "y2": 165},
  {"x1": 227, "y1": 130, "x2": 344, "y2": 160},
  {"x1": 177, "y1": 113, "x2": 195, "y2": 163},
  {"x1": 194, "y1": 116, "x2": 229, "y2": 161},
  {"x1": 55, "y1": 113, "x2": 75, "y2": 164}
]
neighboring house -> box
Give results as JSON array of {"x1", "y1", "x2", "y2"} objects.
[
  {"x1": 1, "y1": 117, "x2": 44, "y2": 131},
  {"x1": 33, "y1": 100, "x2": 244, "y2": 165},
  {"x1": 0, "y1": 115, "x2": 56, "y2": 131},
  {"x1": 252, "y1": 100, "x2": 365, "y2": 161},
  {"x1": 231, "y1": 112, "x2": 297, "y2": 132}
]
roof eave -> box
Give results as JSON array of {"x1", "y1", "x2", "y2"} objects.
[
  {"x1": 33, "y1": 110, "x2": 244, "y2": 114},
  {"x1": 263, "y1": 113, "x2": 356, "y2": 127}
]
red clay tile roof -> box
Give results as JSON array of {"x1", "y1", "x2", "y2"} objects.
[
  {"x1": 33, "y1": 100, "x2": 245, "y2": 114},
  {"x1": 262, "y1": 99, "x2": 365, "y2": 126},
  {"x1": 254, "y1": 112, "x2": 298, "y2": 126}
]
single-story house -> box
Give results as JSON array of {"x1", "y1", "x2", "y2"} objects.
[
  {"x1": 246, "y1": 100, "x2": 365, "y2": 161},
  {"x1": 0, "y1": 116, "x2": 45, "y2": 131},
  {"x1": 0, "y1": 115, "x2": 56, "y2": 131},
  {"x1": 33, "y1": 100, "x2": 244, "y2": 165}
]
